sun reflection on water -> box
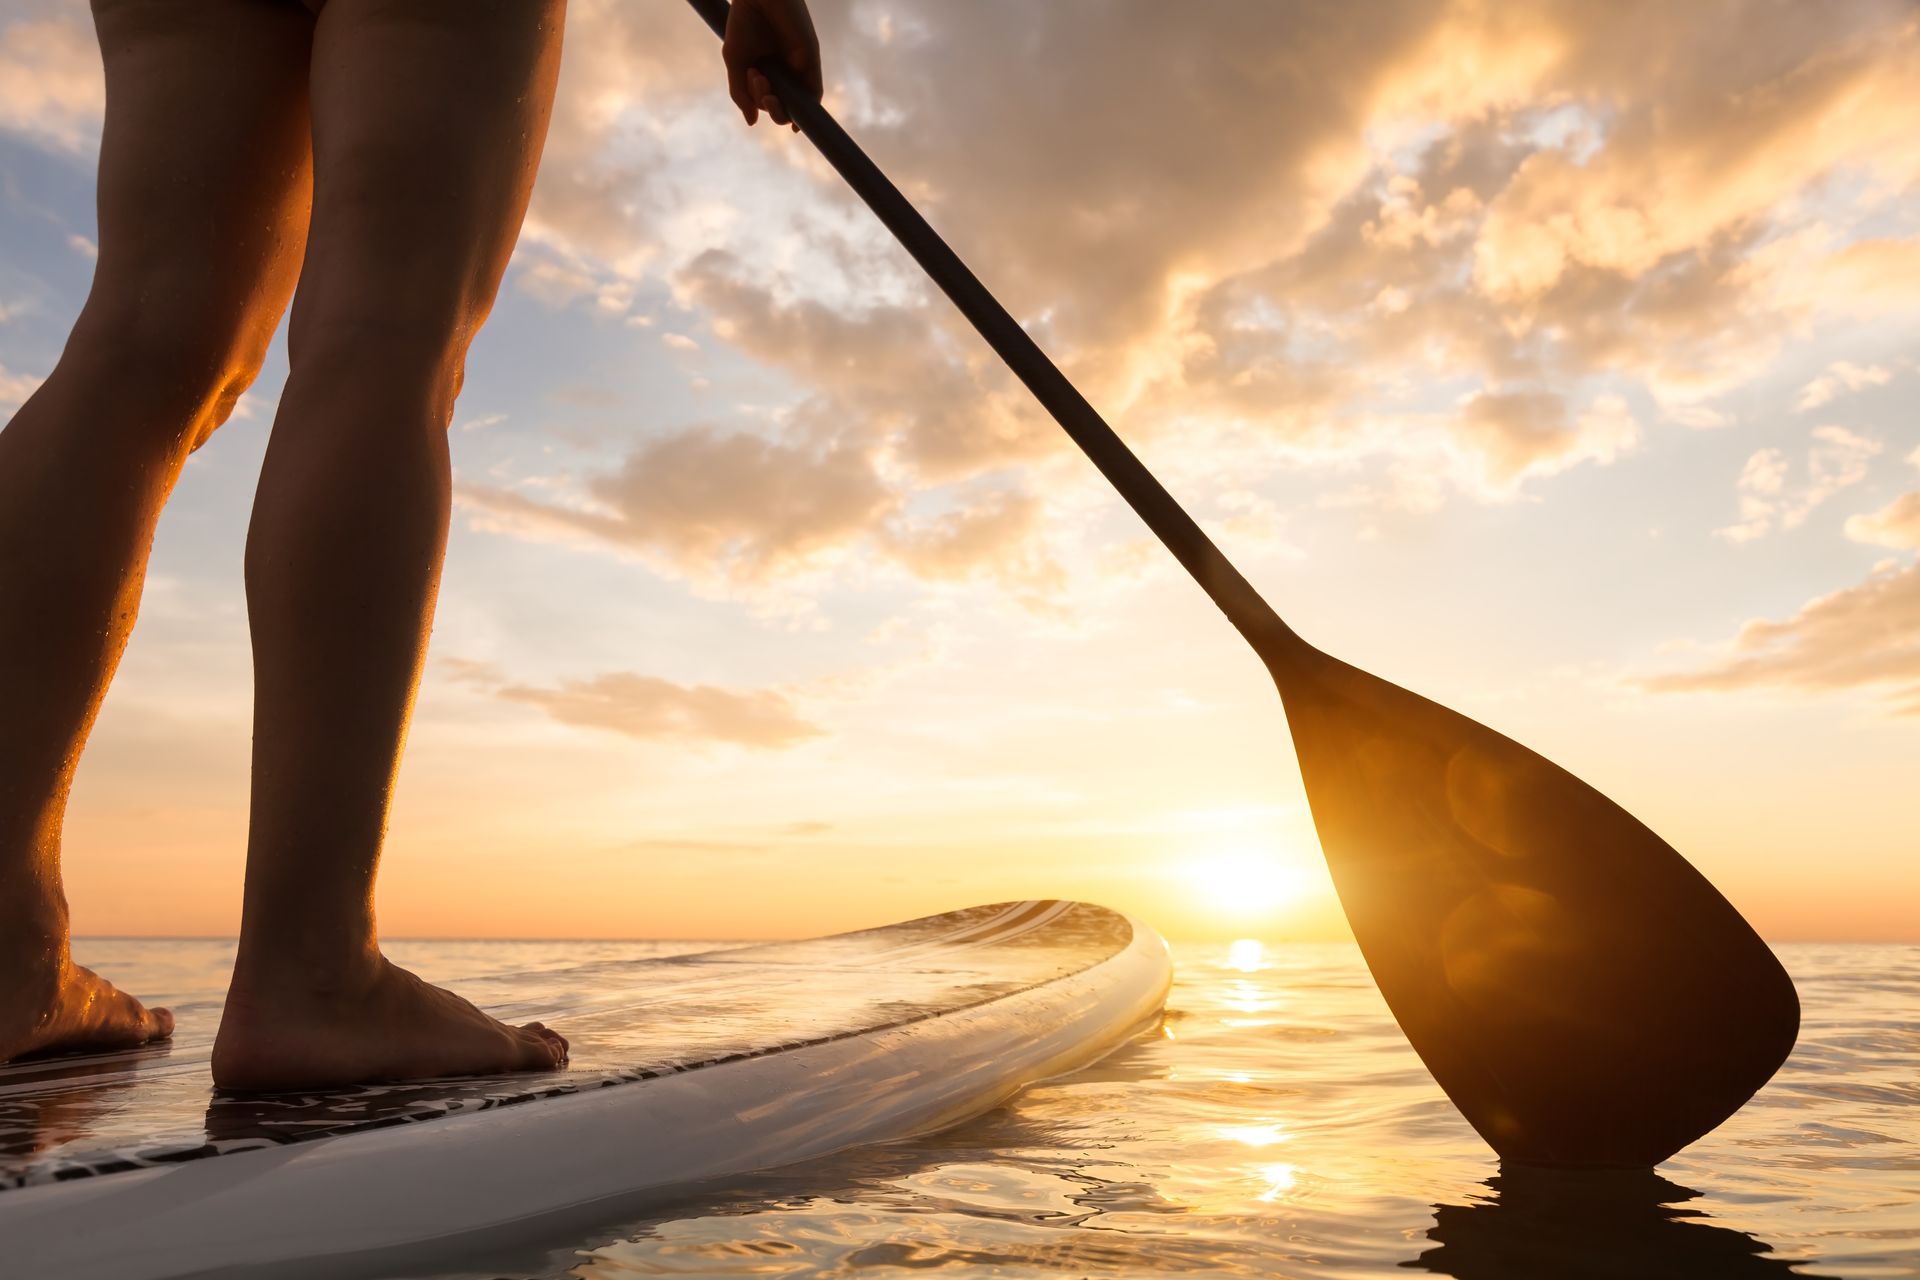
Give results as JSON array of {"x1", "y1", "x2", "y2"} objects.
[
  {"x1": 1218, "y1": 1123, "x2": 1291, "y2": 1148},
  {"x1": 1256, "y1": 1162, "x2": 1300, "y2": 1202}
]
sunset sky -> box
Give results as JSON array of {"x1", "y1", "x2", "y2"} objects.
[{"x1": 1, "y1": 0, "x2": 1915, "y2": 943}]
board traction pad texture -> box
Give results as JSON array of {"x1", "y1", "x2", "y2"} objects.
[{"x1": 1, "y1": 900, "x2": 1134, "y2": 1189}]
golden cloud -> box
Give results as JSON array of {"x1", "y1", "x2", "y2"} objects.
[
  {"x1": 673, "y1": 249, "x2": 1055, "y2": 479},
  {"x1": 1454, "y1": 389, "x2": 1638, "y2": 486},
  {"x1": 490, "y1": 1, "x2": 1920, "y2": 520},
  {"x1": 400, "y1": 0, "x2": 1920, "y2": 606},
  {"x1": 502, "y1": 671, "x2": 824, "y2": 748},
  {"x1": 1641, "y1": 557, "x2": 1920, "y2": 714},
  {"x1": 443, "y1": 657, "x2": 823, "y2": 747},
  {"x1": 456, "y1": 423, "x2": 1062, "y2": 602},
  {"x1": 458, "y1": 426, "x2": 894, "y2": 583},
  {"x1": 1717, "y1": 426, "x2": 1881, "y2": 544},
  {"x1": 1847, "y1": 494, "x2": 1920, "y2": 549}
]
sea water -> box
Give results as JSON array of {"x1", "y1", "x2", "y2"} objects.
[{"x1": 69, "y1": 938, "x2": 1920, "y2": 1278}]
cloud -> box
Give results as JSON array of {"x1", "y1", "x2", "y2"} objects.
[
  {"x1": 1472, "y1": 9, "x2": 1920, "y2": 306},
  {"x1": 672, "y1": 249, "x2": 1054, "y2": 480},
  {"x1": 1846, "y1": 450, "x2": 1920, "y2": 548},
  {"x1": 468, "y1": 245, "x2": 1074, "y2": 607},
  {"x1": 1280, "y1": 388, "x2": 1639, "y2": 510},
  {"x1": 838, "y1": 1, "x2": 1452, "y2": 355},
  {"x1": 1641, "y1": 558, "x2": 1920, "y2": 714},
  {"x1": 1162, "y1": 2, "x2": 1919, "y2": 420},
  {"x1": 1796, "y1": 361, "x2": 1892, "y2": 412},
  {"x1": 500, "y1": 671, "x2": 824, "y2": 747},
  {"x1": 1801, "y1": 235, "x2": 1920, "y2": 315},
  {"x1": 513, "y1": 256, "x2": 601, "y2": 308},
  {"x1": 446, "y1": 658, "x2": 823, "y2": 747},
  {"x1": 1453, "y1": 389, "x2": 1639, "y2": 487},
  {"x1": 459, "y1": 426, "x2": 895, "y2": 583},
  {"x1": 1717, "y1": 426, "x2": 1880, "y2": 543},
  {"x1": 458, "y1": 422, "x2": 1065, "y2": 605},
  {"x1": 0, "y1": 16, "x2": 102, "y2": 154},
  {"x1": 492, "y1": 0, "x2": 1920, "y2": 530},
  {"x1": 876, "y1": 486, "x2": 1065, "y2": 602},
  {"x1": 512, "y1": 0, "x2": 713, "y2": 276},
  {"x1": 1847, "y1": 494, "x2": 1920, "y2": 549}
]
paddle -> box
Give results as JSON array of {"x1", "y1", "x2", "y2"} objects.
[{"x1": 684, "y1": 0, "x2": 1799, "y2": 1168}]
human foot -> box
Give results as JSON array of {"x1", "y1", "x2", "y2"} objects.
[
  {"x1": 212, "y1": 954, "x2": 567, "y2": 1092},
  {"x1": 0, "y1": 943, "x2": 174, "y2": 1065}
]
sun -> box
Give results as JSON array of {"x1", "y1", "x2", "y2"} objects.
[{"x1": 1187, "y1": 849, "x2": 1312, "y2": 918}]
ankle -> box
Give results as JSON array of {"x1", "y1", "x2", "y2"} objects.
[
  {"x1": 231, "y1": 890, "x2": 379, "y2": 995},
  {"x1": 0, "y1": 871, "x2": 71, "y2": 958},
  {"x1": 228, "y1": 934, "x2": 384, "y2": 1003},
  {"x1": 0, "y1": 889, "x2": 70, "y2": 1037}
]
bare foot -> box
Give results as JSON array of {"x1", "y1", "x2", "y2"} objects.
[
  {"x1": 0, "y1": 941, "x2": 174, "y2": 1065},
  {"x1": 212, "y1": 954, "x2": 567, "y2": 1092}
]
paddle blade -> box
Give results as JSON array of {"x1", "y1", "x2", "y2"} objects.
[{"x1": 1269, "y1": 646, "x2": 1798, "y2": 1168}]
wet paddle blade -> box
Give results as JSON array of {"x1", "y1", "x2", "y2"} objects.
[{"x1": 1268, "y1": 643, "x2": 1799, "y2": 1167}]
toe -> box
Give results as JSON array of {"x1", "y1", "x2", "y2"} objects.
[
  {"x1": 515, "y1": 1024, "x2": 565, "y2": 1070},
  {"x1": 147, "y1": 1006, "x2": 175, "y2": 1043}
]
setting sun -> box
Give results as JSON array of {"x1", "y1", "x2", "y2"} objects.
[{"x1": 1187, "y1": 850, "x2": 1314, "y2": 919}]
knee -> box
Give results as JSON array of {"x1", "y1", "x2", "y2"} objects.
[
  {"x1": 283, "y1": 303, "x2": 478, "y2": 431},
  {"x1": 65, "y1": 293, "x2": 275, "y2": 449}
]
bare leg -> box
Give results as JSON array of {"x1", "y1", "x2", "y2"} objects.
[
  {"x1": 211, "y1": 0, "x2": 569, "y2": 1091},
  {"x1": 0, "y1": 0, "x2": 314, "y2": 1063}
]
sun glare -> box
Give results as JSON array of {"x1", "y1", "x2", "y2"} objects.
[
  {"x1": 1220, "y1": 1122, "x2": 1291, "y2": 1148},
  {"x1": 1189, "y1": 850, "x2": 1311, "y2": 919},
  {"x1": 1255, "y1": 1162, "x2": 1299, "y2": 1202}
]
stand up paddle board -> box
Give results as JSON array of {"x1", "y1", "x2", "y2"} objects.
[{"x1": 0, "y1": 901, "x2": 1169, "y2": 1279}]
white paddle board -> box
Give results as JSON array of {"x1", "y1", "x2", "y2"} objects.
[{"x1": 0, "y1": 900, "x2": 1170, "y2": 1279}]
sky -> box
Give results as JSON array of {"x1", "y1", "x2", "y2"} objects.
[{"x1": 0, "y1": 0, "x2": 1916, "y2": 943}]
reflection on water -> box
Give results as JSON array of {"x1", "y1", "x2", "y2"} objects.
[
  {"x1": 0, "y1": 1046, "x2": 165, "y2": 1164},
  {"x1": 1413, "y1": 1168, "x2": 1821, "y2": 1279},
  {"x1": 68, "y1": 937, "x2": 1920, "y2": 1279}
]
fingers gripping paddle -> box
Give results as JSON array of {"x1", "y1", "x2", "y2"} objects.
[{"x1": 685, "y1": 0, "x2": 1799, "y2": 1168}]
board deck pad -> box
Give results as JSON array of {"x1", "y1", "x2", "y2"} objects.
[{"x1": 1, "y1": 901, "x2": 1136, "y2": 1191}]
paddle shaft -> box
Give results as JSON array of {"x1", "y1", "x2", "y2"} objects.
[{"x1": 685, "y1": 0, "x2": 1297, "y2": 652}]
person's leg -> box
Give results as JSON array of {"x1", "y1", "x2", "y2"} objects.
[
  {"x1": 0, "y1": 0, "x2": 315, "y2": 1064},
  {"x1": 211, "y1": 0, "x2": 568, "y2": 1091}
]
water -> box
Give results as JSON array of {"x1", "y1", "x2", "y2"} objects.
[{"x1": 68, "y1": 938, "x2": 1920, "y2": 1278}]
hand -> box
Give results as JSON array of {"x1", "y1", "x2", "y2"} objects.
[{"x1": 723, "y1": 0, "x2": 822, "y2": 131}]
